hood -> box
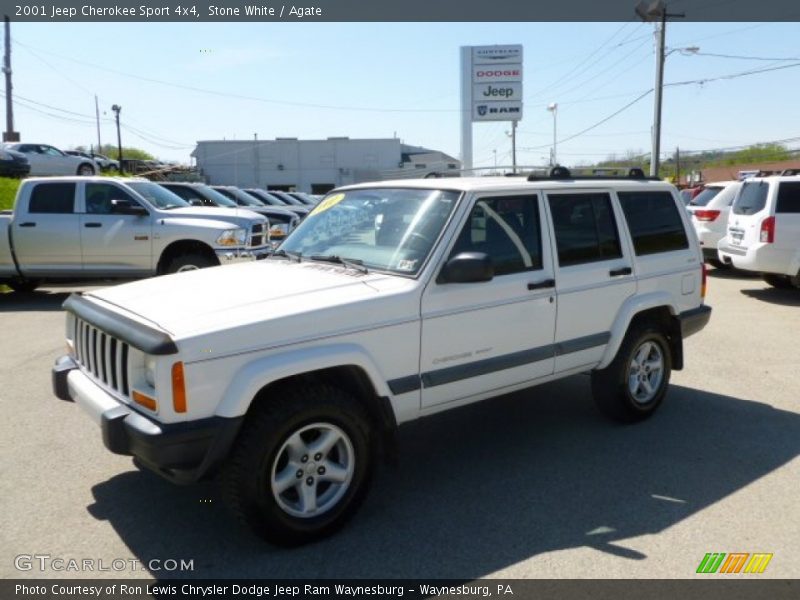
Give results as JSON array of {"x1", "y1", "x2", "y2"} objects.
[
  {"x1": 164, "y1": 206, "x2": 265, "y2": 228},
  {"x1": 86, "y1": 260, "x2": 416, "y2": 342}
]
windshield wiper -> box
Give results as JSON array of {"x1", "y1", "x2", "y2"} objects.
[
  {"x1": 269, "y1": 249, "x2": 302, "y2": 262},
  {"x1": 309, "y1": 254, "x2": 368, "y2": 273}
]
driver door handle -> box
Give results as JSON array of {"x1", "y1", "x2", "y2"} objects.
[
  {"x1": 528, "y1": 278, "x2": 555, "y2": 290},
  {"x1": 84, "y1": 222, "x2": 102, "y2": 228},
  {"x1": 610, "y1": 267, "x2": 632, "y2": 277}
]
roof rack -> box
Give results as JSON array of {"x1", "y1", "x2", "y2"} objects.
[{"x1": 526, "y1": 165, "x2": 660, "y2": 182}]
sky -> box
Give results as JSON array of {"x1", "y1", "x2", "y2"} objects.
[{"x1": 7, "y1": 21, "x2": 800, "y2": 169}]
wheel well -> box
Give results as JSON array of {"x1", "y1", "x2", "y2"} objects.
[
  {"x1": 157, "y1": 240, "x2": 218, "y2": 274},
  {"x1": 78, "y1": 162, "x2": 95, "y2": 173},
  {"x1": 249, "y1": 366, "x2": 398, "y2": 462},
  {"x1": 628, "y1": 306, "x2": 683, "y2": 370}
]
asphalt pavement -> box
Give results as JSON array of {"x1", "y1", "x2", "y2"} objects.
[{"x1": 1, "y1": 269, "x2": 798, "y2": 580}]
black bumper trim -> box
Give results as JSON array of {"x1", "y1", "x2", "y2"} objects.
[
  {"x1": 52, "y1": 355, "x2": 242, "y2": 483},
  {"x1": 63, "y1": 293, "x2": 178, "y2": 355},
  {"x1": 52, "y1": 355, "x2": 77, "y2": 401},
  {"x1": 679, "y1": 305, "x2": 712, "y2": 338}
]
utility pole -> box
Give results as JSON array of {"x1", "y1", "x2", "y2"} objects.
[
  {"x1": 511, "y1": 120, "x2": 517, "y2": 174},
  {"x1": 651, "y1": 12, "x2": 666, "y2": 178},
  {"x1": 3, "y1": 16, "x2": 19, "y2": 142},
  {"x1": 94, "y1": 95, "x2": 101, "y2": 153},
  {"x1": 111, "y1": 104, "x2": 122, "y2": 174},
  {"x1": 675, "y1": 146, "x2": 681, "y2": 185},
  {"x1": 635, "y1": 1, "x2": 685, "y2": 178}
]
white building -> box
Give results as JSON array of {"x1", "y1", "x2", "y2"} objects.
[{"x1": 191, "y1": 137, "x2": 460, "y2": 194}]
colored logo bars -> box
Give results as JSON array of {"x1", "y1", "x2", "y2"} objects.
[{"x1": 696, "y1": 553, "x2": 773, "y2": 574}]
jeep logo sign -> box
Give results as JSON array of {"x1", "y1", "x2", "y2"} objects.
[{"x1": 473, "y1": 82, "x2": 522, "y2": 101}]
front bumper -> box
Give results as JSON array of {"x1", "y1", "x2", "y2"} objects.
[
  {"x1": 215, "y1": 247, "x2": 270, "y2": 265},
  {"x1": 678, "y1": 305, "x2": 712, "y2": 339},
  {"x1": 0, "y1": 162, "x2": 31, "y2": 177},
  {"x1": 52, "y1": 355, "x2": 243, "y2": 484}
]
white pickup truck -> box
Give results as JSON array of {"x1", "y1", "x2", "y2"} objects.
[
  {"x1": 1, "y1": 176, "x2": 271, "y2": 292},
  {"x1": 53, "y1": 168, "x2": 711, "y2": 545}
]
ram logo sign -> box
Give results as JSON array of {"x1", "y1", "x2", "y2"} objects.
[{"x1": 696, "y1": 552, "x2": 773, "y2": 574}]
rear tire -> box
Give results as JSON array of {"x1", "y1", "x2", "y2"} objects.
[
  {"x1": 7, "y1": 279, "x2": 40, "y2": 293},
  {"x1": 77, "y1": 163, "x2": 96, "y2": 176},
  {"x1": 762, "y1": 273, "x2": 795, "y2": 289},
  {"x1": 223, "y1": 384, "x2": 373, "y2": 546},
  {"x1": 164, "y1": 252, "x2": 216, "y2": 274},
  {"x1": 591, "y1": 325, "x2": 672, "y2": 423}
]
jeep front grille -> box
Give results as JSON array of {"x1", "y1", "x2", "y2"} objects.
[{"x1": 73, "y1": 318, "x2": 130, "y2": 398}]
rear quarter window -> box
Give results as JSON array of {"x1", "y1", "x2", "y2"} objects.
[
  {"x1": 689, "y1": 186, "x2": 722, "y2": 207},
  {"x1": 618, "y1": 191, "x2": 689, "y2": 255},
  {"x1": 776, "y1": 182, "x2": 800, "y2": 214},
  {"x1": 28, "y1": 183, "x2": 76, "y2": 214}
]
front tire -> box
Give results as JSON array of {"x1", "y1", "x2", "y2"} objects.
[
  {"x1": 223, "y1": 384, "x2": 373, "y2": 546},
  {"x1": 591, "y1": 325, "x2": 672, "y2": 423},
  {"x1": 164, "y1": 252, "x2": 216, "y2": 274}
]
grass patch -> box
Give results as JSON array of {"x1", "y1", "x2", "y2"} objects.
[{"x1": 0, "y1": 177, "x2": 22, "y2": 211}]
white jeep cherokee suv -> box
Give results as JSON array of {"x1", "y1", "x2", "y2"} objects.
[{"x1": 52, "y1": 167, "x2": 711, "y2": 545}]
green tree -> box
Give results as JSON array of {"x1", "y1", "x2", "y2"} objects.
[{"x1": 95, "y1": 144, "x2": 155, "y2": 160}]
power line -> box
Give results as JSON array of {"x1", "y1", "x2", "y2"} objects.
[{"x1": 692, "y1": 51, "x2": 800, "y2": 62}]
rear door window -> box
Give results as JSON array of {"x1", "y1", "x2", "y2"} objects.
[
  {"x1": 618, "y1": 191, "x2": 689, "y2": 255},
  {"x1": 28, "y1": 183, "x2": 76, "y2": 213},
  {"x1": 776, "y1": 182, "x2": 800, "y2": 214},
  {"x1": 548, "y1": 192, "x2": 622, "y2": 266},
  {"x1": 733, "y1": 181, "x2": 769, "y2": 215}
]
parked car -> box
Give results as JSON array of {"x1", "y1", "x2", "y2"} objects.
[
  {"x1": 287, "y1": 191, "x2": 319, "y2": 206},
  {"x1": 162, "y1": 183, "x2": 298, "y2": 243},
  {"x1": 52, "y1": 167, "x2": 710, "y2": 545},
  {"x1": 718, "y1": 175, "x2": 800, "y2": 288},
  {"x1": 270, "y1": 190, "x2": 309, "y2": 208},
  {"x1": 66, "y1": 151, "x2": 120, "y2": 171},
  {"x1": 1, "y1": 177, "x2": 270, "y2": 292},
  {"x1": 4, "y1": 143, "x2": 96, "y2": 176},
  {"x1": 212, "y1": 186, "x2": 300, "y2": 242},
  {"x1": 686, "y1": 181, "x2": 742, "y2": 265},
  {"x1": 0, "y1": 147, "x2": 31, "y2": 177},
  {"x1": 244, "y1": 188, "x2": 310, "y2": 216}
]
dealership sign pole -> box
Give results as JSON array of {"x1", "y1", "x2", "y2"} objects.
[{"x1": 460, "y1": 44, "x2": 523, "y2": 173}]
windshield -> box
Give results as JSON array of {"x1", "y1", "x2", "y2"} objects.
[
  {"x1": 690, "y1": 186, "x2": 722, "y2": 207},
  {"x1": 197, "y1": 185, "x2": 237, "y2": 207},
  {"x1": 128, "y1": 182, "x2": 190, "y2": 210},
  {"x1": 248, "y1": 190, "x2": 284, "y2": 206},
  {"x1": 231, "y1": 189, "x2": 265, "y2": 207},
  {"x1": 280, "y1": 188, "x2": 459, "y2": 276},
  {"x1": 733, "y1": 181, "x2": 768, "y2": 215}
]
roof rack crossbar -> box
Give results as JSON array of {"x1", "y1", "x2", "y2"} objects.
[{"x1": 526, "y1": 166, "x2": 661, "y2": 182}]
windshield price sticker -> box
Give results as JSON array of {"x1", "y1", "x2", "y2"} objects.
[{"x1": 310, "y1": 193, "x2": 346, "y2": 216}]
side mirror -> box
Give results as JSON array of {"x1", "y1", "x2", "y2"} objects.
[
  {"x1": 111, "y1": 198, "x2": 148, "y2": 216},
  {"x1": 438, "y1": 251, "x2": 494, "y2": 284}
]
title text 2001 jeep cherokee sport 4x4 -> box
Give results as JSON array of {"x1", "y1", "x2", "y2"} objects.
[{"x1": 52, "y1": 168, "x2": 711, "y2": 545}]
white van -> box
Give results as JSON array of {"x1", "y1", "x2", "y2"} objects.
[{"x1": 718, "y1": 175, "x2": 800, "y2": 288}]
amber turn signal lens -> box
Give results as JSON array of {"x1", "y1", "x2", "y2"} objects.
[
  {"x1": 172, "y1": 361, "x2": 187, "y2": 413},
  {"x1": 132, "y1": 390, "x2": 157, "y2": 411}
]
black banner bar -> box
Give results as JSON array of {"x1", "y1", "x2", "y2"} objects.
[
  {"x1": 2, "y1": 579, "x2": 798, "y2": 600},
  {"x1": 2, "y1": 0, "x2": 800, "y2": 22}
]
